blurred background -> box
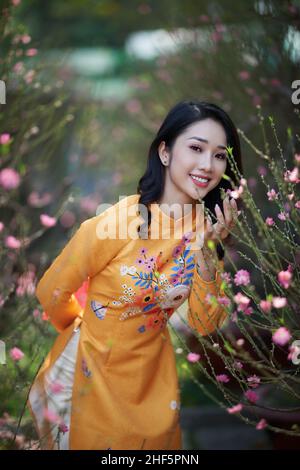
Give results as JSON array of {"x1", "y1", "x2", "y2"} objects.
[{"x1": 1, "y1": 0, "x2": 300, "y2": 450}]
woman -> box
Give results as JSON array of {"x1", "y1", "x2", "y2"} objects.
[{"x1": 27, "y1": 99, "x2": 242, "y2": 450}]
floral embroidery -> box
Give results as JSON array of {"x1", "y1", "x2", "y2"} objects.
[
  {"x1": 89, "y1": 231, "x2": 196, "y2": 332},
  {"x1": 118, "y1": 232, "x2": 196, "y2": 332},
  {"x1": 91, "y1": 300, "x2": 108, "y2": 320},
  {"x1": 82, "y1": 358, "x2": 92, "y2": 378}
]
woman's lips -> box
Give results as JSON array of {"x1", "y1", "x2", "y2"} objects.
[{"x1": 190, "y1": 174, "x2": 210, "y2": 188}]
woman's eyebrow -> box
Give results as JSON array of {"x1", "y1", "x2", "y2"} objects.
[{"x1": 186, "y1": 136, "x2": 226, "y2": 150}]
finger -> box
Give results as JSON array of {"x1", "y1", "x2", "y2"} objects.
[
  {"x1": 206, "y1": 214, "x2": 214, "y2": 235},
  {"x1": 203, "y1": 215, "x2": 213, "y2": 244},
  {"x1": 223, "y1": 196, "x2": 233, "y2": 228},
  {"x1": 215, "y1": 203, "x2": 226, "y2": 226},
  {"x1": 230, "y1": 197, "x2": 238, "y2": 216},
  {"x1": 213, "y1": 221, "x2": 227, "y2": 240}
]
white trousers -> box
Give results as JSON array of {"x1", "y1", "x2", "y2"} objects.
[{"x1": 30, "y1": 327, "x2": 80, "y2": 450}]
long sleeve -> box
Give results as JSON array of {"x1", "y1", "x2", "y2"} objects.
[
  {"x1": 187, "y1": 258, "x2": 228, "y2": 336},
  {"x1": 35, "y1": 201, "x2": 131, "y2": 333}
]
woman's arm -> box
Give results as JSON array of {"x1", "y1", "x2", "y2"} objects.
[
  {"x1": 187, "y1": 247, "x2": 228, "y2": 336},
  {"x1": 35, "y1": 203, "x2": 127, "y2": 333}
]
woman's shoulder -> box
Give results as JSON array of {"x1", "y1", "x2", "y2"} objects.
[{"x1": 81, "y1": 194, "x2": 141, "y2": 240}]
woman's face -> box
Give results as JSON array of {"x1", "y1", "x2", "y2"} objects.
[{"x1": 158, "y1": 118, "x2": 228, "y2": 205}]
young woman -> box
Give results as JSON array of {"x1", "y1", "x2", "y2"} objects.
[{"x1": 27, "y1": 99, "x2": 242, "y2": 450}]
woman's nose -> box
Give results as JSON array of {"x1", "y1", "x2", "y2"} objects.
[{"x1": 197, "y1": 152, "x2": 213, "y2": 171}]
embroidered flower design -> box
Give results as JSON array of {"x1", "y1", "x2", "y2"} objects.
[
  {"x1": 159, "y1": 284, "x2": 190, "y2": 309},
  {"x1": 133, "y1": 286, "x2": 161, "y2": 315},
  {"x1": 115, "y1": 232, "x2": 196, "y2": 332},
  {"x1": 82, "y1": 358, "x2": 92, "y2": 378},
  {"x1": 90, "y1": 300, "x2": 108, "y2": 320},
  {"x1": 120, "y1": 265, "x2": 137, "y2": 276}
]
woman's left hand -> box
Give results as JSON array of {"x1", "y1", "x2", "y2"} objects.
[{"x1": 204, "y1": 195, "x2": 240, "y2": 245}]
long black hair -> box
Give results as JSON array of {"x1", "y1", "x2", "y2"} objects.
[{"x1": 137, "y1": 99, "x2": 243, "y2": 260}]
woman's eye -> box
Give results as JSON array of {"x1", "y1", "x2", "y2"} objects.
[
  {"x1": 190, "y1": 145, "x2": 202, "y2": 152},
  {"x1": 191, "y1": 146, "x2": 226, "y2": 160}
]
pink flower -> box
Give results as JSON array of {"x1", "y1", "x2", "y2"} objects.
[
  {"x1": 27, "y1": 191, "x2": 53, "y2": 207},
  {"x1": 272, "y1": 297, "x2": 287, "y2": 308},
  {"x1": 10, "y1": 347, "x2": 24, "y2": 361},
  {"x1": 5, "y1": 235, "x2": 21, "y2": 249},
  {"x1": 247, "y1": 375, "x2": 261, "y2": 388},
  {"x1": 248, "y1": 177, "x2": 257, "y2": 188},
  {"x1": 267, "y1": 189, "x2": 278, "y2": 201},
  {"x1": 252, "y1": 95, "x2": 261, "y2": 106},
  {"x1": 40, "y1": 214, "x2": 57, "y2": 228},
  {"x1": 32, "y1": 308, "x2": 40, "y2": 318},
  {"x1": 239, "y1": 70, "x2": 250, "y2": 80},
  {"x1": 257, "y1": 165, "x2": 267, "y2": 176},
  {"x1": 172, "y1": 244, "x2": 184, "y2": 258},
  {"x1": 295, "y1": 153, "x2": 300, "y2": 163},
  {"x1": 0, "y1": 133, "x2": 11, "y2": 144},
  {"x1": 260, "y1": 300, "x2": 272, "y2": 313},
  {"x1": 0, "y1": 221, "x2": 4, "y2": 232},
  {"x1": 227, "y1": 403, "x2": 243, "y2": 414},
  {"x1": 265, "y1": 217, "x2": 274, "y2": 226},
  {"x1": 229, "y1": 186, "x2": 243, "y2": 199},
  {"x1": 284, "y1": 167, "x2": 299, "y2": 183},
  {"x1": 26, "y1": 48, "x2": 38, "y2": 57},
  {"x1": 12, "y1": 0, "x2": 21, "y2": 6},
  {"x1": 13, "y1": 61, "x2": 24, "y2": 74},
  {"x1": 256, "y1": 419, "x2": 267, "y2": 430},
  {"x1": 25, "y1": 70, "x2": 35, "y2": 84},
  {"x1": 16, "y1": 270, "x2": 36, "y2": 296},
  {"x1": 233, "y1": 292, "x2": 251, "y2": 312},
  {"x1": 270, "y1": 78, "x2": 281, "y2": 87},
  {"x1": 278, "y1": 211, "x2": 289, "y2": 221},
  {"x1": 278, "y1": 269, "x2": 292, "y2": 289},
  {"x1": 60, "y1": 210, "x2": 76, "y2": 228},
  {"x1": 0, "y1": 168, "x2": 21, "y2": 190},
  {"x1": 272, "y1": 327, "x2": 291, "y2": 346},
  {"x1": 216, "y1": 295, "x2": 231, "y2": 306},
  {"x1": 58, "y1": 423, "x2": 69, "y2": 433},
  {"x1": 234, "y1": 361, "x2": 243, "y2": 369},
  {"x1": 187, "y1": 352, "x2": 201, "y2": 363},
  {"x1": 243, "y1": 306, "x2": 253, "y2": 315},
  {"x1": 216, "y1": 374, "x2": 230, "y2": 383},
  {"x1": 244, "y1": 390, "x2": 259, "y2": 403},
  {"x1": 21, "y1": 34, "x2": 31, "y2": 44},
  {"x1": 295, "y1": 201, "x2": 300, "y2": 209},
  {"x1": 234, "y1": 269, "x2": 250, "y2": 286}
]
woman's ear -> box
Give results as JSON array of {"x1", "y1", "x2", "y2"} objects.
[{"x1": 158, "y1": 141, "x2": 169, "y2": 166}]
